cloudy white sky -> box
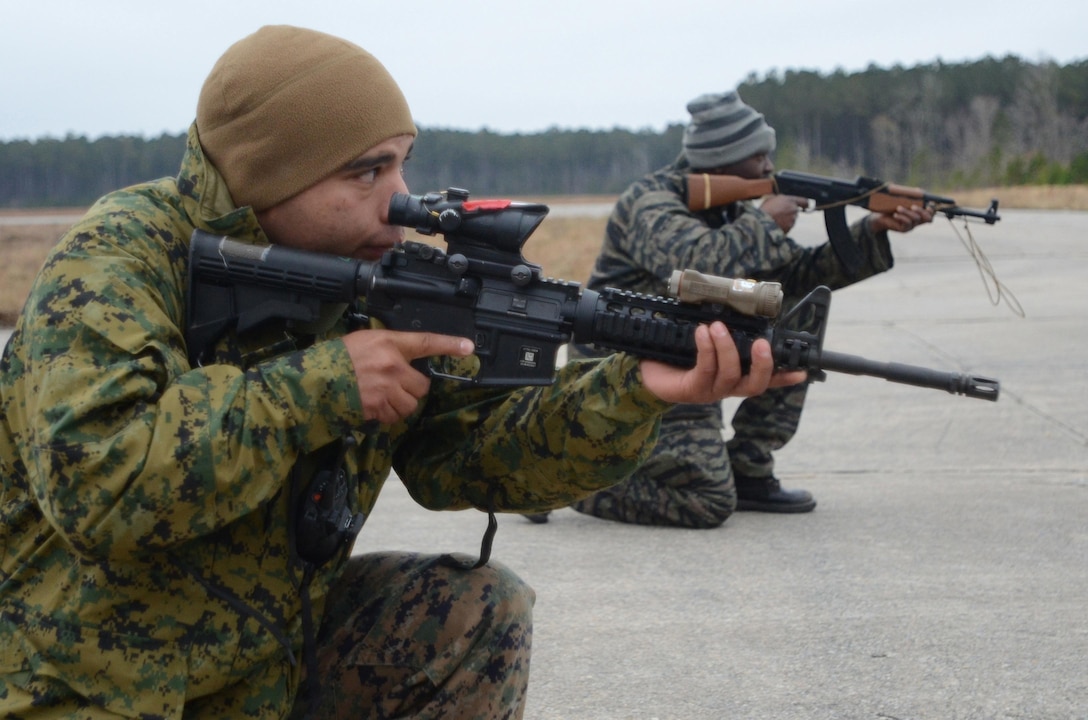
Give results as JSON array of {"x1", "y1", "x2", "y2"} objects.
[{"x1": 3, "y1": 0, "x2": 1086, "y2": 142}]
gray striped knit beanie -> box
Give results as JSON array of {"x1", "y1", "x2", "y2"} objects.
[{"x1": 682, "y1": 90, "x2": 776, "y2": 170}]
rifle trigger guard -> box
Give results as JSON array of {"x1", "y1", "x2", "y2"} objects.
[{"x1": 418, "y1": 357, "x2": 477, "y2": 385}]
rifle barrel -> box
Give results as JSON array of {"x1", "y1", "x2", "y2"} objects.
[
  {"x1": 938, "y1": 198, "x2": 1001, "y2": 224},
  {"x1": 818, "y1": 349, "x2": 1000, "y2": 401}
]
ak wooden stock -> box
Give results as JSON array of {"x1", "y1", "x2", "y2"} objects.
[{"x1": 686, "y1": 173, "x2": 774, "y2": 211}]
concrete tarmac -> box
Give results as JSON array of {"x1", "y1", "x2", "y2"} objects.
[{"x1": 2, "y1": 207, "x2": 1086, "y2": 718}]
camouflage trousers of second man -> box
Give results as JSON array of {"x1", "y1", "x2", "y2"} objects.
[{"x1": 570, "y1": 382, "x2": 808, "y2": 528}]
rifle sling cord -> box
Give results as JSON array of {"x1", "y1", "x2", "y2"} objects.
[
  {"x1": 948, "y1": 219, "x2": 1025, "y2": 317},
  {"x1": 773, "y1": 178, "x2": 1024, "y2": 317},
  {"x1": 440, "y1": 486, "x2": 500, "y2": 571}
]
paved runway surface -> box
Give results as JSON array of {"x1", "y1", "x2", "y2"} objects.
[{"x1": 3, "y1": 207, "x2": 1086, "y2": 718}]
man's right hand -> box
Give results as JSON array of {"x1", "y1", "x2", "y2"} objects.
[
  {"x1": 342, "y1": 329, "x2": 474, "y2": 424},
  {"x1": 760, "y1": 194, "x2": 808, "y2": 233}
]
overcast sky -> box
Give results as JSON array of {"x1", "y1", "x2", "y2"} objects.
[{"x1": 3, "y1": 0, "x2": 1086, "y2": 142}]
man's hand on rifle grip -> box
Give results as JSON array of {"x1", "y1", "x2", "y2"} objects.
[
  {"x1": 639, "y1": 322, "x2": 806, "y2": 405},
  {"x1": 343, "y1": 329, "x2": 475, "y2": 425},
  {"x1": 760, "y1": 195, "x2": 809, "y2": 233}
]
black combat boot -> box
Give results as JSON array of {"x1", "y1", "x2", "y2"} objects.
[{"x1": 734, "y1": 474, "x2": 816, "y2": 513}]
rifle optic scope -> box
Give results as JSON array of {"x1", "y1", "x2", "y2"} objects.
[{"x1": 389, "y1": 188, "x2": 550, "y2": 255}]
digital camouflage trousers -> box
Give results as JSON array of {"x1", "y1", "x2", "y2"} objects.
[
  {"x1": 0, "y1": 552, "x2": 533, "y2": 720},
  {"x1": 290, "y1": 551, "x2": 535, "y2": 720}
]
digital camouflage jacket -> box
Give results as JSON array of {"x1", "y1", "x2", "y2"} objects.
[
  {"x1": 584, "y1": 155, "x2": 895, "y2": 303},
  {"x1": 0, "y1": 124, "x2": 668, "y2": 718}
]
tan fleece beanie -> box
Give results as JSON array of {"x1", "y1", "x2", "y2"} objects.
[{"x1": 197, "y1": 25, "x2": 417, "y2": 211}]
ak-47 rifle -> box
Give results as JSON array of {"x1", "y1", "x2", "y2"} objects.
[
  {"x1": 185, "y1": 187, "x2": 999, "y2": 401},
  {"x1": 687, "y1": 170, "x2": 1001, "y2": 275}
]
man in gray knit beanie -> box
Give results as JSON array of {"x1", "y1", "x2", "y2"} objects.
[
  {"x1": 547, "y1": 86, "x2": 933, "y2": 530},
  {"x1": 682, "y1": 90, "x2": 777, "y2": 170},
  {"x1": 678, "y1": 89, "x2": 810, "y2": 237}
]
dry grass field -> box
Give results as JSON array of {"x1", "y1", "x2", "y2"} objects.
[
  {"x1": 0, "y1": 211, "x2": 85, "y2": 326},
  {"x1": 2, "y1": 185, "x2": 1086, "y2": 327}
]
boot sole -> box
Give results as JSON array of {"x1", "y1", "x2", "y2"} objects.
[{"x1": 736, "y1": 498, "x2": 817, "y2": 514}]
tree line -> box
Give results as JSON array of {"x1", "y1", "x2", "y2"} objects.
[{"x1": 2, "y1": 54, "x2": 1086, "y2": 208}]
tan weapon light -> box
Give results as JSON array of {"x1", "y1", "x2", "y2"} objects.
[{"x1": 668, "y1": 270, "x2": 783, "y2": 318}]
